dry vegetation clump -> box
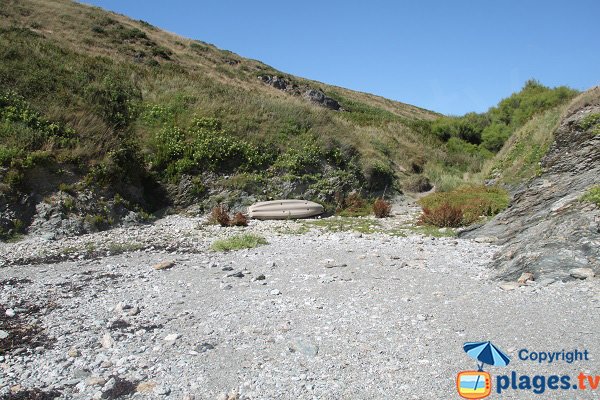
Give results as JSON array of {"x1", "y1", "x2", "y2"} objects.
[
  {"x1": 417, "y1": 203, "x2": 464, "y2": 227},
  {"x1": 208, "y1": 205, "x2": 231, "y2": 227},
  {"x1": 230, "y1": 212, "x2": 248, "y2": 227},
  {"x1": 372, "y1": 198, "x2": 392, "y2": 218}
]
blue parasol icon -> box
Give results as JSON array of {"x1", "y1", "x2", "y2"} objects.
[
  {"x1": 463, "y1": 341, "x2": 511, "y2": 395},
  {"x1": 464, "y1": 341, "x2": 511, "y2": 371}
]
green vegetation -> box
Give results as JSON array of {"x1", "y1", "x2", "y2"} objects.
[
  {"x1": 211, "y1": 233, "x2": 268, "y2": 251},
  {"x1": 479, "y1": 105, "x2": 566, "y2": 186},
  {"x1": 581, "y1": 186, "x2": 600, "y2": 207},
  {"x1": 418, "y1": 185, "x2": 509, "y2": 226},
  {"x1": 304, "y1": 217, "x2": 382, "y2": 234},
  {"x1": 578, "y1": 113, "x2": 600, "y2": 135},
  {"x1": 302, "y1": 216, "x2": 456, "y2": 237},
  {"x1": 421, "y1": 80, "x2": 577, "y2": 191},
  {"x1": 0, "y1": 0, "x2": 583, "y2": 238}
]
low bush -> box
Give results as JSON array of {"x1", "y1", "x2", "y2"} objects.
[
  {"x1": 581, "y1": 186, "x2": 600, "y2": 207},
  {"x1": 418, "y1": 185, "x2": 509, "y2": 226},
  {"x1": 373, "y1": 198, "x2": 392, "y2": 218},
  {"x1": 418, "y1": 203, "x2": 464, "y2": 227},
  {"x1": 335, "y1": 192, "x2": 371, "y2": 217},
  {"x1": 230, "y1": 212, "x2": 248, "y2": 227},
  {"x1": 208, "y1": 204, "x2": 230, "y2": 227},
  {"x1": 403, "y1": 175, "x2": 432, "y2": 193},
  {"x1": 578, "y1": 113, "x2": 600, "y2": 135}
]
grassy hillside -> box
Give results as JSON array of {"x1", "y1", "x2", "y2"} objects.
[
  {"x1": 0, "y1": 0, "x2": 442, "y2": 204},
  {"x1": 0, "y1": 0, "x2": 582, "y2": 238}
]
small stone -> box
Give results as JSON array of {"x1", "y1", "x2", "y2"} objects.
[
  {"x1": 154, "y1": 385, "x2": 171, "y2": 396},
  {"x1": 128, "y1": 306, "x2": 140, "y2": 316},
  {"x1": 227, "y1": 271, "x2": 244, "y2": 278},
  {"x1": 569, "y1": 268, "x2": 595, "y2": 279},
  {"x1": 517, "y1": 272, "x2": 535, "y2": 284},
  {"x1": 136, "y1": 381, "x2": 157, "y2": 393},
  {"x1": 222, "y1": 266, "x2": 234, "y2": 271},
  {"x1": 86, "y1": 376, "x2": 106, "y2": 386},
  {"x1": 474, "y1": 236, "x2": 497, "y2": 243},
  {"x1": 68, "y1": 348, "x2": 81, "y2": 358},
  {"x1": 194, "y1": 342, "x2": 215, "y2": 353},
  {"x1": 0, "y1": 330, "x2": 8, "y2": 339},
  {"x1": 5, "y1": 309, "x2": 15, "y2": 317},
  {"x1": 62, "y1": 379, "x2": 80, "y2": 387},
  {"x1": 538, "y1": 278, "x2": 556, "y2": 286},
  {"x1": 153, "y1": 260, "x2": 175, "y2": 270},
  {"x1": 10, "y1": 385, "x2": 22, "y2": 394},
  {"x1": 114, "y1": 302, "x2": 132, "y2": 313},
  {"x1": 100, "y1": 333, "x2": 114, "y2": 349},
  {"x1": 164, "y1": 333, "x2": 179, "y2": 341},
  {"x1": 256, "y1": 274, "x2": 266, "y2": 281},
  {"x1": 270, "y1": 289, "x2": 281, "y2": 295},
  {"x1": 289, "y1": 338, "x2": 319, "y2": 357}
]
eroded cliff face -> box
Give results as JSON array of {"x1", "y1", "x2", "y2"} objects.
[{"x1": 465, "y1": 88, "x2": 600, "y2": 281}]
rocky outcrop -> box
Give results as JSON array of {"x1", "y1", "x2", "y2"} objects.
[
  {"x1": 303, "y1": 89, "x2": 341, "y2": 110},
  {"x1": 463, "y1": 88, "x2": 600, "y2": 281},
  {"x1": 27, "y1": 189, "x2": 147, "y2": 240},
  {"x1": 259, "y1": 75, "x2": 341, "y2": 110}
]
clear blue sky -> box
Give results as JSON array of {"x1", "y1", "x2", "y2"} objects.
[{"x1": 80, "y1": 0, "x2": 600, "y2": 115}]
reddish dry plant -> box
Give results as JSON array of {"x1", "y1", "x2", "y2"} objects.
[
  {"x1": 373, "y1": 198, "x2": 392, "y2": 218},
  {"x1": 418, "y1": 203, "x2": 464, "y2": 227},
  {"x1": 209, "y1": 205, "x2": 231, "y2": 227},
  {"x1": 230, "y1": 212, "x2": 248, "y2": 227}
]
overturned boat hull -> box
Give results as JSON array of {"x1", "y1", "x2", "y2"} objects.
[{"x1": 248, "y1": 200, "x2": 324, "y2": 220}]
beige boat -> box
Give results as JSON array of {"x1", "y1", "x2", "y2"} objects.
[{"x1": 248, "y1": 199, "x2": 324, "y2": 220}]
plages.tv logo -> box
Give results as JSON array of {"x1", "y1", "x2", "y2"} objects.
[{"x1": 456, "y1": 341, "x2": 511, "y2": 399}]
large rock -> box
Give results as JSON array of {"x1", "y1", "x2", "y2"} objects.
[
  {"x1": 259, "y1": 75, "x2": 341, "y2": 110},
  {"x1": 463, "y1": 88, "x2": 600, "y2": 281},
  {"x1": 303, "y1": 89, "x2": 341, "y2": 110}
]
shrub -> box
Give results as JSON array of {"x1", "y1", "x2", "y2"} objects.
[
  {"x1": 335, "y1": 191, "x2": 370, "y2": 217},
  {"x1": 418, "y1": 185, "x2": 509, "y2": 226},
  {"x1": 373, "y1": 198, "x2": 392, "y2": 218},
  {"x1": 418, "y1": 203, "x2": 464, "y2": 227},
  {"x1": 0, "y1": 146, "x2": 21, "y2": 166},
  {"x1": 481, "y1": 123, "x2": 512, "y2": 152},
  {"x1": 364, "y1": 160, "x2": 394, "y2": 191},
  {"x1": 211, "y1": 233, "x2": 267, "y2": 251},
  {"x1": 581, "y1": 186, "x2": 600, "y2": 207},
  {"x1": 578, "y1": 113, "x2": 600, "y2": 135},
  {"x1": 84, "y1": 74, "x2": 141, "y2": 130},
  {"x1": 230, "y1": 212, "x2": 248, "y2": 227},
  {"x1": 403, "y1": 175, "x2": 432, "y2": 193},
  {"x1": 208, "y1": 204, "x2": 230, "y2": 227},
  {"x1": 58, "y1": 182, "x2": 76, "y2": 195}
]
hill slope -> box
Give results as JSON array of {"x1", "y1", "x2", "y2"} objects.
[{"x1": 0, "y1": 0, "x2": 448, "y2": 238}]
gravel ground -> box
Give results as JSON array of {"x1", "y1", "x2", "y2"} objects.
[{"x1": 1, "y1": 213, "x2": 599, "y2": 399}]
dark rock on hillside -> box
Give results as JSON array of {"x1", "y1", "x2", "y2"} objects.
[
  {"x1": 303, "y1": 89, "x2": 341, "y2": 110},
  {"x1": 260, "y1": 75, "x2": 290, "y2": 90},
  {"x1": 463, "y1": 88, "x2": 600, "y2": 281},
  {"x1": 259, "y1": 75, "x2": 341, "y2": 110}
]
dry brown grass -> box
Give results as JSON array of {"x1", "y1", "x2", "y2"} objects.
[
  {"x1": 208, "y1": 205, "x2": 230, "y2": 227},
  {"x1": 230, "y1": 212, "x2": 248, "y2": 227},
  {"x1": 418, "y1": 203, "x2": 464, "y2": 227},
  {"x1": 372, "y1": 198, "x2": 392, "y2": 218}
]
